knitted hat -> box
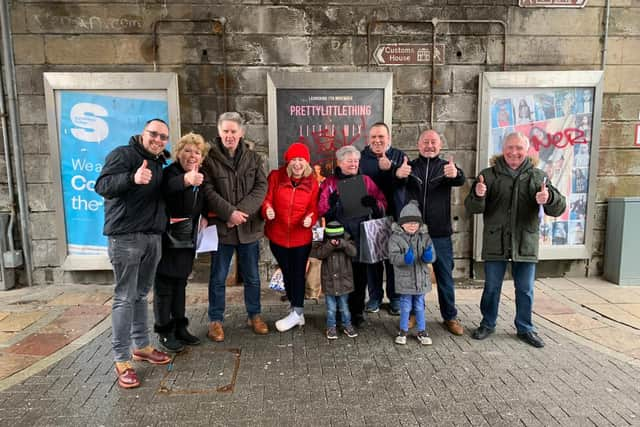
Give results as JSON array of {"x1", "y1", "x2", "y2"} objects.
[
  {"x1": 284, "y1": 143, "x2": 310, "y2": 163},
  {"x1": 325, "y1": 221, "x2": 345, "y2": 238},
  {"x1": 398, "y1": 200, "x2": 423, "y2": 225}
]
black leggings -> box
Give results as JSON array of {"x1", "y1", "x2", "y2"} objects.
[
  {"x1": 269, "y1": 242, "x2": 311, "y2": 309},
  {"x1": 154, "y1": 273, "x2": 187, "y2": 327}
]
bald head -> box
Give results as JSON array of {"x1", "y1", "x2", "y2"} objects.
[{"x1": 417, "y1": 130, "x2": 442, "y2": 158}]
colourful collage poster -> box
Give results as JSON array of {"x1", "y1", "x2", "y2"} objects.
[{"x1": 489, "y1": 88, "x2": 593, "y2": 247}]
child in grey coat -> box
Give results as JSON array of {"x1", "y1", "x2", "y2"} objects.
[{"x1": 388, "y1": 201, "x2": 436, "y2": 345}]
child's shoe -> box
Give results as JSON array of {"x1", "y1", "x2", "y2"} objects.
[
  {"x1": 343, "y1": 324, "x2": 358, "y2": 338},
  {"x1": 326, "y1": 327, "x2": 338, "y2": 340},
  {"x1": 416, "y1": 330, "x2": 432, "y2": 345},
  {"x1": 395, "y1": 330, "x2": 408, "y2": 345}
]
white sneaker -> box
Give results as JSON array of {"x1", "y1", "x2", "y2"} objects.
[
  {"x1": 395, "y1": 330, "x2": 407, "y2": 345},
  {"x1": 275, "y1": 311, "x2": 305, "y2": 332}
]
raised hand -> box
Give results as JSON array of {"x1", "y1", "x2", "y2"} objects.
[
  {"x1": 184, "y1": 164, "x2": 204, "y2": 187},
  {"x1": 443, "y1": 155, "x2": 458, "y2": 178},
  {"x1": 302, "y1": 213, "x2": 313, "y2": 228},
  {"x1": 475, "y1": 175, "x2": 487, "y2": 198},
  {"x1": 265, "y1": 206, "x2": 275, "y2": 220},
  {"x1": 395, "y1": 155, "x2": 412, "y2": 179},
  {"x1": 404, "y1": 247, "x2": 415, "y2": 265},
  {"x1": 378, "y1": 152, "x2": 392, "y2": 171},
  {"x1": 536, "y1": 179, "x2": 549, "y2": 205},
  {"x1": 134, "y1": 160, "x2": 152, "y2": 185}
]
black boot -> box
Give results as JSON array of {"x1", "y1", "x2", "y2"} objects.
[
  {"x1": 175, "y1": 318, "x2": 201, "y2": 346},
  {"x1": 154, "y1": 320, "x2": 184, "y2": 352}
]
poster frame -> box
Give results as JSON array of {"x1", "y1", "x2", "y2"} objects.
[
  {"x1": 266, "y1": 72, "x2": 393, "y2": 171},
  {"x1": 474, "y1": 70, "x2": 604, "y2": 261},
  {"x1": 43, "y1": 72, "x2": 180, "y2": 270}
]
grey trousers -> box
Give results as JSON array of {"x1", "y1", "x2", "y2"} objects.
[{"x1": 108, "y1": 233, "x2": 162, "y2": 362}]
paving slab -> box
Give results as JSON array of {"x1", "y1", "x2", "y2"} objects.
[
  {"x1": 583, "y1": 303, "x2": 640, "y2": 329},
  {"x1": 532, "y1": 295, "x2": 575, "y2": 316},
  {"x1": 0, "y1": 353, "x2": 41, "y2": 380},
  {"x1": 0, "y1": 311, "x2": 46, "y2": 332},
  {"x1": 543, "y1": 312, "x2": 604, "y2": 331},
  {"x1": 537, "y1": 277, "x2": 583, "y2": 290},
  {"x1": 576, "y1": 326, "x2": 640, "y2": 353},
  {"x1": 47, "y1": 291, "x2": 112, "y2": 306},
  {"x1": 619, "y1": 303, "x2": 640, "y2": 318},
  {"x1": 555, "y1": 289, "x2": 609, "y2": 305}
]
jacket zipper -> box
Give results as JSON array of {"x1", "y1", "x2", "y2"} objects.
[
  {"x1": 286, "y1": 186, "x2": 296, "y2": 246},
  {"x1": 422, "y1": 158, "x2": 430, "y2": 223}
]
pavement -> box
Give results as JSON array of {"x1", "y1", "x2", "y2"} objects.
[{"x1": 0, "y1": 276, "x2": 639, "y2": 425}]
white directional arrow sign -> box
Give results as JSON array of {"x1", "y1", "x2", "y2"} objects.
[{"x1": 374, "y1": 43, "x2": 445, "y2": 66}]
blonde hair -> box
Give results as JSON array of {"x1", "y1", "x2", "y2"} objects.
[
  {"x1": 172, "y1": 132, "x2": 208, "y2": 161},
  {"x1": 286, "y1": 161, "x2": 313, "y2": 178}
]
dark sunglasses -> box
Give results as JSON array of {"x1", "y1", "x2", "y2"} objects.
[{"x1": 146, "y1": 130, "x2": 169, "y2": 141}]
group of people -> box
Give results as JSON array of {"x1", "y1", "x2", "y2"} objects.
[{"x1": 96, "y1": 113, "x2": 566, "y2": 389}]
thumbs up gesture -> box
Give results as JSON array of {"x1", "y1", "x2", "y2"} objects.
[
  {"x1": 395, "y1": 155, "x2": 412, "y2": 179},
  {"x1": 134, "y1": 160, "x2": 152, "y2": 185},
  {"x1": 378, "y1": 152, "x2": 392, "y2": 171},
  {"x1": 536, "y1": 179, "x2": 549, "y2": 205},
  {"x1": 475, "y1": 175, "x2": 487, "y2": 198},
  {"x1": 184, "y1": 164, "x2": 204, "y2": 187},
  {"x1": 302, "y1": 213, "x2": 314, "y2": 228},
  {"x1": 443, "y1": 155, "x2": 458, "y2": 178}
]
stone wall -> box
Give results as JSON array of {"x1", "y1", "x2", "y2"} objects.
[{"x1": 2, "y1": 0, "x2": 638, "y2": 284}]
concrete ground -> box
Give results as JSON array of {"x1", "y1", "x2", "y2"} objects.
[{"x1": 0, "y1": 276, "x2": 639, "y2": 426}]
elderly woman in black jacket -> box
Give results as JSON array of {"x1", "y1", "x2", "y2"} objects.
[{"x1": 153, "y1": 132, "x2": 207, "y2": 352}]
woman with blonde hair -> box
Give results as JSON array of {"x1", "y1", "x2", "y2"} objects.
[
  {"x1": 262, "y1": 143, "x2": 319, "y2": 332},
  {"x1": 153, "y1": 132, "x2": 208, "y2": 352}
]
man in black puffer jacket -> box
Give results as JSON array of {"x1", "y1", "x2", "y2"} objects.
[
  {"x1": 404, "y1": 130, "x2": 466, "y2": 337},
  {"x1": 95, "y1": 118, "x2": 172, "y2": 389}
]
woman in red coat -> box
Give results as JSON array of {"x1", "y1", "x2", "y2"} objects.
[{"x1": 262, "y1": 143, "x2": 319, "y2": 332}]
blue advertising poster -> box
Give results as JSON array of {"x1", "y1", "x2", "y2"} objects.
[{"x1": 59, "y1": 92, "x2": 168, "y2": 255}]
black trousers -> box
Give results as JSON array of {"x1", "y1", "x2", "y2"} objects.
[
  {"x1": 348, "y1": 261, "x2": 368, "y2": 318},
  {"x1": 154, "y1": 273, "x2": 187, "y2": 327},
  {"x1": 269, "y1": 241, "x2": 311, "y2": 309}
]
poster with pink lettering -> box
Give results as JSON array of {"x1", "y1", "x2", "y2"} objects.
[{"x1": 489, "y1": 87, "x2": 594, "y2": 247}]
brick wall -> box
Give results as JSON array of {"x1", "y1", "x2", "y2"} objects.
[{"x1": 2, "y1": 0, "x2": 638, "y2": 284}]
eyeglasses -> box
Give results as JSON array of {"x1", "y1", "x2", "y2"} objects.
[{"x1": 146, "y1": 130, "x2": 169, "y2": 141}]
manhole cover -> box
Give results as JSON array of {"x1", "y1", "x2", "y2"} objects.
[{"x1": 158, "y1": 346, "x2": 241, "y2": 395}]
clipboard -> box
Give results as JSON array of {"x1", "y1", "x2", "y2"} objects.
[{"x1": 337, "y1": 175, "x2": 371, "y2": 219}]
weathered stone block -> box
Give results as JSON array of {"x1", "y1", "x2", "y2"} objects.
[
  {"x1": 13, "y1": 35, "x2": 45, "y2": 64},
  {"x1": 232, "y1": 96, "x2": 266, "y2": 124},
  {"x1": 507, "y1": 36, "x2": 601, "y2": 65},
  {"x1": 308, "y1": 6, "x2": 368, "y2": 35},
  {"x1": 180, "y1": 65, "x2": 226, "y2": 95},
  {"x1": 593, "y1": 202, "x2": 607, "y2": 230},
  {"x1": 21, "y1": 125, "x2": 49, "y2": 155},
  {"x1": 27, "y1": 183, "x2": 56, "y2": 212},
  {"x1": 595, "y1": 176, "x2": 640, "y2": 202},
  {"x1": 394, "y1": 67, "x2": 450, "y2": 94},
  {"x1": 452, "y1": 66, "x2": 484, "y2": 94},
  {"x1": 604, "y1": 65, "x2": 640, "y2": 93},
  {"x1": 232, "y1": 67, "x2": 270, "y2": 95},
  {"x1": 15, "y1": 65, "x2": 46, "y2": 96},
  {"x1": 114, "y1": 36, "x2": 148, "y2": 64},
  {"x1": 393, "y1": 95, "x2": 431, "y2": 122},
  {"x1": 392, "y1": 125, "x2": 421, "y2": 151},
  {"x1": 45, "y1": 35, "x2": 117, "y2": 64},
  {"x1": 598, "y1": 149, "x2": 640, "y2": 175},
  {"x1": 202, "y1": 6, "x2": 308, "y2": 36},
  {"x1": 434, "y1": 94, "x2": 476, "y2": 122},
  {"x1": 18, "y1": 95, "x2": 46, "y2": 125},
  {"x1": 453, "y1": 123, "x2": 478, "y2": 150},
  {"x1": 30, "y1": 212, "x2": 57, "y2": 240},
  {"x1": 452, "y1": 231, "x2": 472, "y2": 258},
  {"x1": 26, "y1": 4, "x2": 146, "y2": 34},
  {"x1": 602, "y1": 95, "x2": 640, "y2": 120},
  {"x1": 245, "y1": 124, "x2": 268, "y2": 149},
  {"x1": 32, "y1": 239, "x2": 58, "y2": 268},
  {"x1": 510, "y1": 8, "x2": 602, "y2": 36},
  {"x1": 609, "y1": 8, "x2": 640, "y2": 36},
  {"x1": 24, "y1": 155, "x2": 52, "y2": 184},
  {"x1": 605, "y1": 37, "x2": 640, "y2": 65},
  {"x1": 260, "y1": 36, "x2": 310, "y2": 66},
  {"x1": 309, "y1": 37, "x2": 354, "y2": 66},
  {"x1": 452, "y1": 180, "x2": 473, "y2": 205},
  {"x1": 0, "y1": 158, "x2": 7, "y2": 183},
  {"x1": 600, "y1": 122, "x2": 636, "y2": 148},
  {"x1": 0, "y1": 184, "x2": 9, "y2": 211},
  {"x1": 452, "y1": 205, "x2": 471, "y2": 233}
]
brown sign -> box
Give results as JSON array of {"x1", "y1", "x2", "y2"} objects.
[
  {"x1": 373, "y1": 43, "x2": 445, "y2": 66},
  {"x1": 519, "y1": 0, "x2": 587, "y2": 7}
]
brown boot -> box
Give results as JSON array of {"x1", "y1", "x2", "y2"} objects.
[
  {"x1": 207, "y1": 321, "x2": 224, "y2": 342},
  {"x1": 408, "y1": 315, "x2": 416, "y2": 330},
  {"x1": 247, "y1": 315, "x2": 269, "y2": 335},
  {"x1": 444, "y1": 319, "x2": 464, "y2": 336}
]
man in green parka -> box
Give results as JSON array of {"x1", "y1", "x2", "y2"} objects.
[{"x1": 465, "y1": 132, "x2": 566, "y2": 348}]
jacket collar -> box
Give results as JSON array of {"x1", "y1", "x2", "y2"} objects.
[
  {"x1": 129, "y1": 135, "x2": 169, "y2": 164},
  {"x1": 278, "y1": 166, "x2": 313, "y2": 191}
]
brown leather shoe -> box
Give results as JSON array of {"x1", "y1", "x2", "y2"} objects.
[
  {"x1": 208, "y1": 321, "x2": 224, "y2": 342},
  {"x1": 444, "y1": 319, "x2": 464, "y2": 336},
  {"x1": 408, "y1": 315, "x2": 416, "y2": 330},
  {"x1": 247, "y1": 315, "x2": 269, "y2": 335},
  {"x1": 132, "y1": 346, "x2": 171, "y2": 365}
]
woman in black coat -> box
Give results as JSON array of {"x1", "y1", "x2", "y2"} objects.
[{"x1": 154, "y1": 132, "x2": 208, "y2": 352}]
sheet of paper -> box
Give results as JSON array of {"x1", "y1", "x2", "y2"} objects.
[{"x1": 196, "y1": 225, "x2": 218, "y2": 254}]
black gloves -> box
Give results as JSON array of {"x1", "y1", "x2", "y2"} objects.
[
  {"x1": 329, "y1": 191, "x2": 340, "y2": 207},
  {"x1": 361, "y1": 195, "x2": 377, "y2": 208}
]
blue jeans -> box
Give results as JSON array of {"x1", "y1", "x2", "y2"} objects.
[
  {"x1": 366, "y1": 260, "x2": 399, "y2": 309},
  {"x1": 326, "y1": 294, "x2": 351, "y2": 328},
  {"x1": 208, "y1": 241, "x2": 262, "y2": 322},
  {"x1": 399, "y1": 294, "x2": 426, "y2": 332},
  {"x1": 108, "y1": 233, "x2": 162, "y2": 362},
  {"x1": 432, "y1": 236, "x2": 458, "y2": 321},
  {"x1": 480, "y1": 261, "x2": 536, "y2": 334}
]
